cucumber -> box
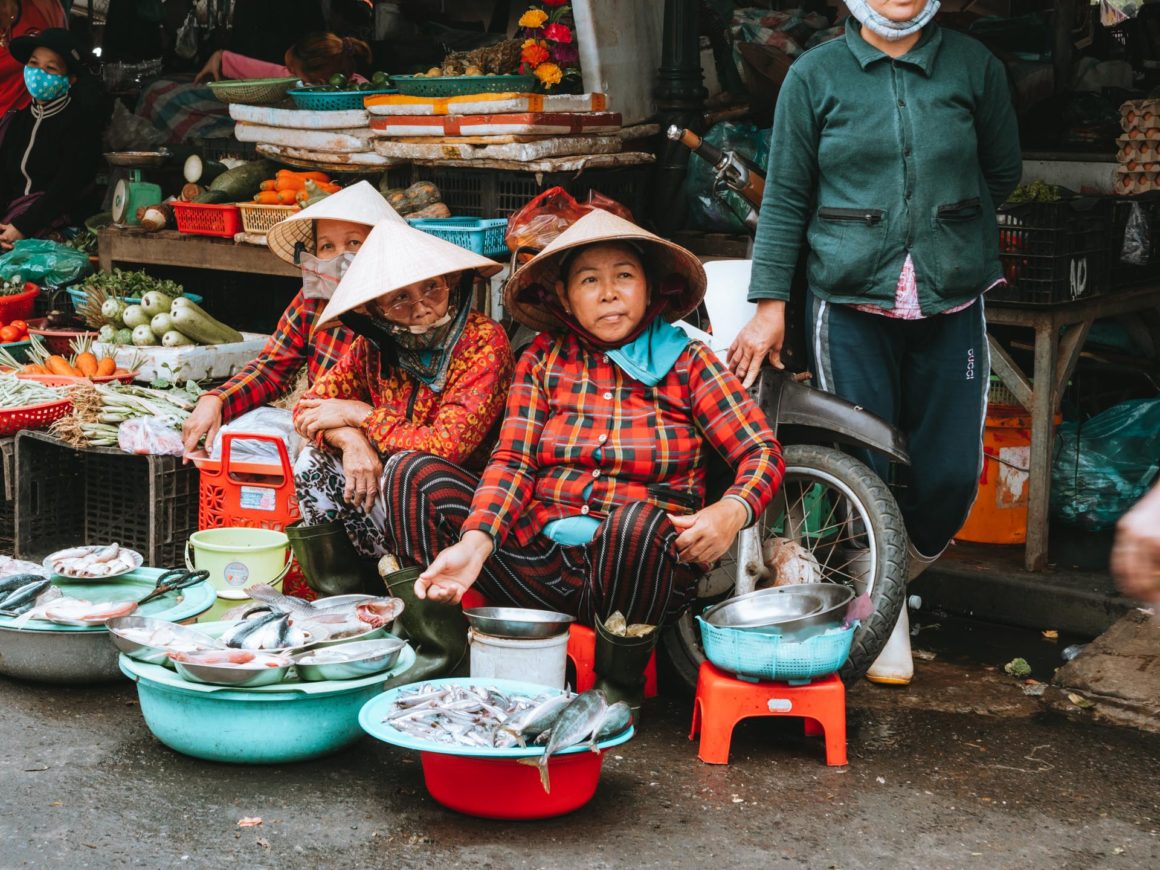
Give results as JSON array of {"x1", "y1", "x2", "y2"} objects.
[
  {"x1": 162, "y1": 330, "x2": 195, "y2": 348},
  {"x1": 169, "y1": 298, "x2": 244, "y2": 345},
  {"x1": 140, "y1": 290, "x2": 176, "y2": 318},
  {"x1": 131, "y1": 325, "x2": 158, "y2": 346},
  {"x1": 194, "y1": 159, "x2": 274, "y2": 204},
  {"x1": 122, "y1": 304, "x2": 149, "y2": 329},
  {"x1": 150, "y1": 312, "x2": 174, "y2": 338}
]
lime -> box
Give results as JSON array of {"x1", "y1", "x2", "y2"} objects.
[
  {"x1": 328, "y1": 73, "x2": 348, "y2": 87},
  {"x1": 371, "y1": 71, "x2": 390, "y2": 85}
]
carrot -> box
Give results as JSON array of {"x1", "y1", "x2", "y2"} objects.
[
  {"x1": 45, "y1": 355, "x2": 79, "y2": 376},
  {"x1": 254, "y1": 191, "x2": 281, "y2": 205},
  {"x1": 275, "y1": 176, "x2": 307, "y2": 192},
  {"x1": 96, "y1": 357, "x2": 117, "y2": 377},
  {"x1": 75, "y1": 351, "x2": 98, "y2": 377},
  {"x1": 277, "y1": 189, "x2": 299, "y2": 205},
  {"x1": 21, "y1": 363, "x2": 47, "y2": 374},
  {"x1": 277, "y1": 169, "x2": 330, "y2": 183},
  {"x1": 259, "y1": 180, "x2": 277, "y2": 191}
]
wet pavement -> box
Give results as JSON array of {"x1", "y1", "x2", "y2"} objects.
[{"x1": 1, "y1": 643, "x2": 1158, "y2": 870}]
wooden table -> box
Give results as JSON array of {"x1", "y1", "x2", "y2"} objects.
[
  {"x1": 985, "y1": 285, "x2": 1160, "y2": 571},
  {"x1": 98, "y1": 227, "x2": 300, "y2": 278}
]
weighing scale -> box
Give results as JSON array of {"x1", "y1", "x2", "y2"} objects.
[{"x1": 106, "y1": 151, "x2": 167, "y2": 227}]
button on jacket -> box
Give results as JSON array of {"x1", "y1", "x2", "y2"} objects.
[
  {"x1": 748, "y1": 20, "x2": 1022, "y2": 314},
  {"x1": 462, "y1": 331, "x2": 785, "y2": 547}
]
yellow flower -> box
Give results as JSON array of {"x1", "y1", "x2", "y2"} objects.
[
  {"x1": 519, "y1": 8, "x2": 549, "y2": 28},
  {"x1": 534, "y1": 62, "x2": 563, "y2": 87}
]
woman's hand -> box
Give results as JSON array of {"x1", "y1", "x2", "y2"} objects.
[
  {"x1": 181, "y1": 394, "x2": 224, "y2": 457},
  {"x1": 194, "y1": 49, "x2": 224, "y2": 84},
  {"x1": 416, "y1": 530, "x2": 493, "y2": 604},
  {"x1": 294, "y1": 397, "x2": 373, "y2": 440},
  {"x1": 329, "y1": 428, "x2": 382, "y2": 512},
  {"x1": 727, "y1": 299, "x2": 786, "y2": 389},
  {"x1": 1112, "y1": 483, "x2": 1160, "y2": 603},
  {"x1": 0, "y1": 223, "x2": 25, "y2": 251},
  {"x1": 668, "y1": 499, "x2": 750, "y2": 567}
]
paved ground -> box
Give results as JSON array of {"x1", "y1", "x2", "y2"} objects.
[{"x1": 2, "y1": 647, "x2": 1158, "y2": 870}]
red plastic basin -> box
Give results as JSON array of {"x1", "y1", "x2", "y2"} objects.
[{"x1": 419, "y1": 749, "x2": 607, "y2": 819}]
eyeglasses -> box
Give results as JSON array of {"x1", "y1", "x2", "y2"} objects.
[{"x1": 379, "y1": 280, "x2": 450, "y2": 320}]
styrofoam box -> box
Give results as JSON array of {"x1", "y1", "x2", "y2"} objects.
[{"x1": 94, "y1": 333, "x2": 269, "y2": 384}]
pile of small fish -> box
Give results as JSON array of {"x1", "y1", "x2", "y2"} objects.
[
  {"x1": 169, "y1": 649, "x2": 290, "y2": 668},
  {"x1": 47, "y1": 544, "x2": 139, "y2": 579},
  {"x1": 384, "y1": 684, "x2": 631, "y2": 793},
  {"x1": 0, "y1": 574, "x2": 138, "y2": 625}
]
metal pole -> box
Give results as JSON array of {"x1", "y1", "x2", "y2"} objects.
[
  {"x1": 1053, "y1": 0, "x2": 1075, "y2": 95},
  {"x1": 652, "y1": 0, "x2": 707, "y2": 232}
]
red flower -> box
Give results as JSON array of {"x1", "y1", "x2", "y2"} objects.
[
  {"x1": 520, "y1": 39, "x2": 551, "y2": 68},
  {"x1": 543, "y1": 22, "x2": 573, "y2": 43},
  {"x1": 542, "y1": 0, "x2": 569, "y2": 6}
]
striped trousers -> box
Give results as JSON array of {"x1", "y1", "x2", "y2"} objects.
[{"x1": 381, "y1": 451, "x2": 698, "y2": 627}]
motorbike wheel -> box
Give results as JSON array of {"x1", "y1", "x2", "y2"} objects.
[{"x1": 661, "y1": 443, "x2": 908, "y2": 691}]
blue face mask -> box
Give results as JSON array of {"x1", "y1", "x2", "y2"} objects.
[{"x1": 24, "y1": 66, "x2": 70, "y2": 102}]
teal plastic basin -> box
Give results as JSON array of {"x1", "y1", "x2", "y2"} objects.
[{"x1": 120, "y1": 646, "x2": 414, "y2": 764}]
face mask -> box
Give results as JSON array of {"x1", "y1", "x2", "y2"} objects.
[
  {"x1": 397, "y1": 311, "x2": 453, "y2": 335},
  {"x1": 300, "y1": 251, "x2": 356, "y2": 300},
  {"x1": 24, "y1": 67, "x2": 70, "y2": 102}
]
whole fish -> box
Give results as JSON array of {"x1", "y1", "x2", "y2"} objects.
[
  {"x1": 495, "y1": 694, "x2": 573, "y2": 748},
  {"x1": 221, "y1": 611, "x2": 305, "y2": 650},
  {"x1": 0, "y1": 578, "x2": 52, "y2": 615},
  {"x1": 522, "y1": 691, "x2": 608, "y2": 794},
  {"x1": 0, "y1": 573, "x2": 46, "y2": 599},
  {"x1": 40, "y1": 598, "x2": 138, "y2": 626},
  {"x1": 594, "y1": 700, "x2": 633, "y2": 740},
  {"x1": 246, "y1": 584, "x2": 403, "y2": 641}
]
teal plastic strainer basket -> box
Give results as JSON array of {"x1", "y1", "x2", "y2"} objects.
[{"x1": 697, "y1": 616, "x2": 855, "y2": 684}]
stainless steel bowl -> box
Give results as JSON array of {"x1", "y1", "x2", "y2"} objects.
[
  {"x1": 309, "y1": 625, "x2": 388, "y2": 649},
  {"x1": 463, "y1": 607, "x2": 574, "y2": 639},
  {"x1": 173, "y1": 657, "x2": 292, "y2": 688},
  {"x1": 106, "y1": 616, "x2": 222, "y2": 666},
  {"x1": 0, "y1": 624, "x2": 122, "y2": 683},
  {"x1": 292, "y1": 637, "x2": 407, "y2": 682},
  {"x1": 704, "y1": 583, "x2": 856, "y2": 639},
  {"x1": 312, "y1": 594, "x2": 376, "y2": 609}
]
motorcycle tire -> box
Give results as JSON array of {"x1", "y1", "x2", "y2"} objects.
[{"x1": 661, "y1": 443, "x2": 908, "y2": 692}]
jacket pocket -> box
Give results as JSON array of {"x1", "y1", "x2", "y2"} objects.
[
  {"x1": 931, "y1": 197, "x2": 988, "y2": 294},
  {"x1": 808, "y1": 207, "x2": 889, "y2": 295}
]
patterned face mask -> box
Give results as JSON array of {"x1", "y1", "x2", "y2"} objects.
[
  {"x1": 299, "y1": 251, "x2": 356, "y2": 300},
  {"x1": 24, "y1": 66, "x2": 70, "y2": 102}
]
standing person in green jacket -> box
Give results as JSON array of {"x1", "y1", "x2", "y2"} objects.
[{"x1": 731, "y1": 1, "x2": 1022, "y2": 685}]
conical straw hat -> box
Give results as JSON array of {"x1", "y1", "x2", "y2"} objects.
[
  {"x1": 316, "y1": 219, "x2": 504, "y2": 329},
  {"x1": 503, "y1": 209, "x2": 706, "y2": 332},
  {"x1": 266, "y1": 180, "x2": 405, "y2": 265}
]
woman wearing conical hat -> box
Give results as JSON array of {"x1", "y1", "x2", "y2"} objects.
[
  {"x1": 380, "y1": 210, "x2": 785, "y2": 719},
  {"x1": 289, "y1": 218, "x2": 514, "y2": 597}
]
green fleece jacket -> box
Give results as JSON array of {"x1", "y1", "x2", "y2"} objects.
[{"x1": 748, "y1": 20, "x2": 1022, "y2": 313}]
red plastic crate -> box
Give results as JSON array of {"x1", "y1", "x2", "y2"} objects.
[{"x1": 172, "y1": 202, "x2": 243, "y2": 239}]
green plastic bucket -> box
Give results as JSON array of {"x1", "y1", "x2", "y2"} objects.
[{"x1": 186, "y1": 528, "x2": 292, "y2": 620}]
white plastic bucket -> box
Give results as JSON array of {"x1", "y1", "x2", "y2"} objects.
[{"x1": 468, "y1": 629, "x2": 569, "y2": 689}]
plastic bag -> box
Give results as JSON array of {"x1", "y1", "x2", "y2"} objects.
[
  {"x1": 505, "y1": 186, "x2": 634, "y2": 256},
  {"x1": 119, "y1": 417, "x2": 185, "y2": 456},
  {"x1": 1120, "y1": 201, "x2": 1151, "y2": 266},
  {"x1": 0, "y1": 239, "x2": 92, "y2": 287},
  {"x1": 208, "y1": 407, "x2": 302, "y2": 467},
  {"x1": 684, "y1": 121, "x2": 771, "y2": 233},
  {"x1": 103, "y1": 100, "x2": 167, "y2": 152},
  {"x1": 174, "y1": 9, "x2": 200, "y2": 61},
  {"x1": 1051, "y1": 398, "x2": 1160, "y2": 530}
]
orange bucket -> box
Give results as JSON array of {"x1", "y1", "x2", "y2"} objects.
[{"x1": 956, "y1": 407, "x2": 1033, "y2": 545}]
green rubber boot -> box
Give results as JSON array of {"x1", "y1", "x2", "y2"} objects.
[
  {"x1": 593, "y1": 619, "x2": 660, "y2": 724},
  {"x1": 379, "y1": 561, "x2": 469, "y2": 690},
  {"x1": 285, "y1": 520, "x2": 381, "y2": 597}
]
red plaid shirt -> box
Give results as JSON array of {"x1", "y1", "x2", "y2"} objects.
[
  {"x1": 296, "y1": 311, "x2": 514, "y2": 468},
  {"x1": 208, "y1": 290, "x2": 355, "y2": 422},
  {"x1": 463, "y1": 332, "x2": 785, "y2": 547}
]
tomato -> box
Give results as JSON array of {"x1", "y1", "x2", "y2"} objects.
[
  {"x1": 0, "y1": 326, "x2": 20, "y2": 343},
  {"x1": 9, "y1": 319, "x2": 27, "y2": 335}
]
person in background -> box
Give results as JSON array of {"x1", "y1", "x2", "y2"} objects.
[
  {"x1": 733, "y1": 0, "x2": 1022, "y2": 685},
  {"x1": 194, "y1": 31, "x2": 371, "y2": 85},
  {"x1": 1112, "y1": 483, "x2": 1160, "y2": 604},
  {"x1": 0, "y1": 0, "x2": 67, "y2": 116},
  {"x1": 181, "y1": 182, "x2": 401, "y2": 456},
  {"x1": 0, "y1": 28, "x2": 106, "y2": 249}
]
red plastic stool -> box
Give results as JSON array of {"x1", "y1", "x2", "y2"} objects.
[
  {"x1": 566, "y1": 624, "x2": 658, "y2": 698},
  {"x1": 689, "y1": 661, "x2": 847, "y2": 766}
]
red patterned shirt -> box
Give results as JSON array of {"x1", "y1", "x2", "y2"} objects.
[
  {"x1": 295, "y1": 311, "x2": 514, "y2": 468},
  {"x1": 463, "y1": 332, "x2": 785, "y2": 547},
  {"x1": 208, "y1": 290, "x2": 355, "y2": 422}
]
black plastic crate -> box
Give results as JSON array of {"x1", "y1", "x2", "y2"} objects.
[
  {"x1": 408, "y1": 164, "x2": 653, "y2": 220},
  {"x1": 1109, "y1": 198, "x2": 1160, "y2": 289},
  {"x1": 15, "y1": 431, "x2": 199, "y2": 567},
  {"x1": 0, "y1": 437, "x2": 14, "y2": 553},
  {"x1": 991, "y1": 200, "x2": 1109, "y2": 305}
]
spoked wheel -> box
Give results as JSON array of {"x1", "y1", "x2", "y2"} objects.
[{"x1": 662, "y1": 443, "x2": 908, "y2": 690}]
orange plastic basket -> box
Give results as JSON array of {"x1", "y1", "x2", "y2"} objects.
[
  {"x1": 172, "y1": 202, "x2": 243, "y2": 238},
  {"x1": 0, "y1": 397, "x2": 72, "y2": 436},
  {"x1": 238, "y1": 203, "x2": 300, "y2": 236}
]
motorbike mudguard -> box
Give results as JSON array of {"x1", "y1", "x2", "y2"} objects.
[{"x1": 756, "y1": 369, "x2": 911, "y2": 466}]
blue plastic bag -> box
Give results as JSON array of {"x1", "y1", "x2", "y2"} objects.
[
  {"x1": 1051, "y1": 399, "x2": 1160, "y2": 530},
  {"x1": 0, "y1": 239, "x2": 92, "y2": 288}
]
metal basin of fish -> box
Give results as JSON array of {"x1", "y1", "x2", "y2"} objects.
[
  {"x1": 172, "y1": 654, "x2": 292, "y2": 688},
  {"x1": 106, "y1": 616, "x2": 223, "y2": 666},
  {"x1": 292, "y1": 636, "x2": 407, "y2": 682},
  {"x1": 463, "y1": 607, "x2": 575, "y2": 639}
]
